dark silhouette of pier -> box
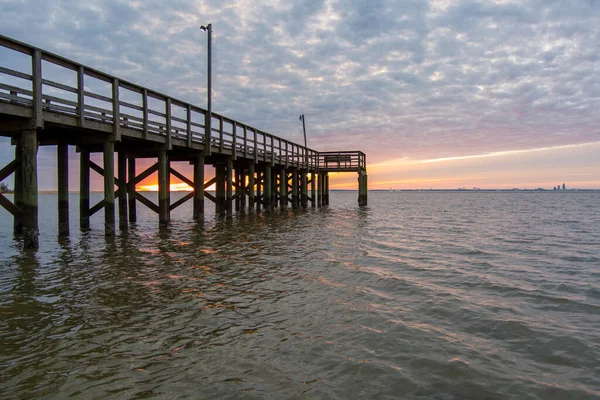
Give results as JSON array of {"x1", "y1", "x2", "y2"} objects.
[{"x1": 0, "y1": 35, "x2": 367, "y2": 247}]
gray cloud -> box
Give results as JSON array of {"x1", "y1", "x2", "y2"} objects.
[{"x1": 1, "y1": 0, "x2": 599, "y2": 174}]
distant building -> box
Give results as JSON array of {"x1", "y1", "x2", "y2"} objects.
[
  {"x1": 563, "y1": 183, "x2": 566, "y2": 190},
  {"x1": 553, "y1": 186, "x2": 557, "y2": 191}
]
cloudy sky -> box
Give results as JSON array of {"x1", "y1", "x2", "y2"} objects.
[{"x1": 1, "y1": 0, "x2": 599, "y2": 189}]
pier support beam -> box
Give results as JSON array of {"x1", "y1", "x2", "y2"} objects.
[
  {"x1": 248, "y1": 163, "x2": 255, "y2": 211},
  {"x1": 264, "y1": 165, "x2": 272, "y2": 210},
  {"x1": 13, "y1": 141, "x2": 23, "y2": 234},
  {"x1": 79, "y1": 149, "x2": 90, "y2": 230},
  {"x1": 128, "y1": 156, "x2": 136, "y2": 223},
  {"x1": 103, "y1": 140, "x2": 115, "y2": 236},
  {"x1": 57, "y1": 143, "x2": 69, "y2": 236},
  {"x1": 291, "y1": 169, "x2": 298, "y2": 209},
  {"x1": 256, "y1": 170, "x2": 261, "y2": 211},
  {"x1": 317, "y1": 172, "x2": 322, "y2": 207},
  {"x1": 324, "y1": 173, "x2": 329, "y2": 205},
  {"x1": 310, "y1": 171, "x2": 316, "y2": 208},
  {"x1": 193, "y1": 155, "x2": 204, "y2": 220},
  {"x1": 158, "y1": 150, "x2": 170, "y2": 226},
  {"x1": 226, "y1": 158, "x2": 233, "y2": 214},
  {"x1": 118, "y1": 151, "x2": 127, "y2": 230},
  {"x1": 21, "y1": 129, "x2": 38, "y2": 247},
  {"x1": 301, "y1": 171, "x2": 308, "y2": 208},
  {"x1": 280, "y1": 169, "x2": 287, "y2": 210},
  {"x1": 358, "y1": 172, "x2": 368, "y2": 206},
  {"x1": 215, "y1": 162, "x2": 226, "y2": 215}
]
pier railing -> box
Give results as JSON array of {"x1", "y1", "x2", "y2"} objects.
[
  {"x1": 318, "y1": 151, "x2": 366, "y2": 172},
  {"x1": 0, "y1": 34, "x2": 318, "y2": 170}
]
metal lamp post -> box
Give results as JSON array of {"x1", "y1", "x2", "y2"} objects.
[
  {"x1": 299, "y1": 114, "x2": 307, "y2": 167},
  {"x1": 200, "y1": 23, "x2": 212, "y2": 156}
]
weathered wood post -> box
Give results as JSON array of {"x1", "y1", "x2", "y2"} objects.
[
  {"x1": 117, "y1": 150, "x2": 127, "y2": 230},
  {"x1": 79, "y1": 149, "x2": 90, "y2": 230},
  {"x1": 317, "y1": 172, "x2": 322, "y2": 207},
  {"x1": 310, "y1": 171, "x2": 316, "y2": 208},
  {"x1": 280, "y1": 169, "x2": 287, "y2": 209},
  {"x1": 234, "y1": 166, "x2": 241, "y2": 212},
  {"x1": 128, "y1": 156, "x2": 137, "y2": 222},
  {"x1": 13, "y1": 140, "x2": 23, "y2": 234},
  {"x1": 324, "y1": 173, "x2": 330, "y2": 205},
  {"x1": 291, "y1": 169, "x2": 299, "y2": 209},
  {"x1": 240, "y1": 167, "x2": 247, "y2": 211},
  {"x1": 193, "y1": 155, "x2": 204, "y2": 220},
  {"x1": 158, "y1": 150, "x2": 169, "y2": 226},
  {"x1": 103, "y1": 140, "x2": 115, "y2": 236},
  {"x1": 256, "y1": 170, "x2": 261, "y2": 211},
  {"x1": 301, "y1": 171, "x2": 308, "y2": 208},
  {"x1": 21, "y1": 128, "x2": 38, "y2": 247},
  {"x1": 226, "y1": 158, "x2": 233, "y2": 214},
  {"x1": 57, "y1": 143, "x2": 69, "y2": 236},
  {"x1": 358, "y1": 172, "x2": 367, "y2": 206},
  {"x1": 215, "y1": 162, "x2": 226, "y2": 215},
  {"x1": 248, "y1": 163, "x2": 255, "y2": 211},
  {"x1": 264, "y1": 165, "x2": 272, "y2": 210}
]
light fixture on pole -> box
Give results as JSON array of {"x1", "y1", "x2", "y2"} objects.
[{"x1": 200, "y1": 23, "x2": 212, "y2": 156}]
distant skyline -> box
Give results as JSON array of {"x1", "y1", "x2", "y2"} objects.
[{"x1": 1, "y1": 0, "x2": 599, "y2": 190}]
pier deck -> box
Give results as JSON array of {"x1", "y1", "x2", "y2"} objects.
[{"x1": 0, "y1": 34, "x2": 367, "y2": 247}]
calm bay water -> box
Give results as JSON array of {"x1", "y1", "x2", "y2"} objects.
[{"x1": 1, "y1": 191, "x2": 599, "y2": 399}]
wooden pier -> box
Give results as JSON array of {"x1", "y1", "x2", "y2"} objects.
[{"x1": 0, "y1": 35, "x2": 367, "y2": 248}]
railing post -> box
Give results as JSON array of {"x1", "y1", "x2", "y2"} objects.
[
  {"x1": 165, "y1": 98, "x2": 172, "y2": 150},
  {"x1": 77, "y1": 66, "x2": 85, "y2": 127},
  {"x1": 232, "y1": 122, "x2": 237, "y2": 160},
  {"x1": 112, "y1": 78, "x2": 121, "y2": 141},
  {"x1": 186, "y1": 104, "x2": 192, "y2": 147},
  {"x1": 142, "y1": 89, "x2": 148, "y2": 138},
  {"x1": 32, "y1": 49, "x2": 43, "y2": 128}
]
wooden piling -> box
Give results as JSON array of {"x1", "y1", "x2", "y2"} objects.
[
  {"x1": 215, "y1": 163, "x2": 226, "y2": 214},
  {"x1": 128, "y1": 156, "x2": 137, "y2": 222},
  {"x1": 240, "y1": 168, "x2": 247, "y2": 211},
  {"x1": 79, "y1": 149, "x2": 90, "y2": 230},
  {"x1": 256, "y1": 170, "x2": 261, "y2": 211},
  {"x1": 103, "y1": 140, "x2": 115, "y2": 236},
  {"x1": 13, "y1": 140, "x2": 23, "y2": 234},
  {"x1": 264, "y1": 165, "x2": 272, "y2": 210},
  {"x1": 193, "y1": 155, "x2": 204, "y2": 220},
  {"x1": 117, "y1": 151, "x2": 127, "y2": 230},
  {"x1": 226, "y1": 158, "x2": 233, "y2": 214},
  {"x1": 57, "y1": 143, "x2": 69, "y2": 236},
  {"x1": 280, "y1": 169, "x2": 287, "y2": 209},
  {"x1": 317, "y1": 172, "x2": 322, "y2": 207},
  {"x1": 301, "y1": 171, "x2": 308, "y2": 208},
  {"x1": 158, "y1": 150, "x2": 169, "y2": 225},
  {"x1": 310, "y1": 171, "x2": 316, "y2": 208},
  {"x1": 324, "y1": 173, "x2": 329, "y2": 205},
  {"x1": 291, "y1": 169, "x2": 299, "y2": 209},
  {"x1": 248, "y1": 163, "x2": 255, "y2": 211},
  {"x1": 21, "y1": 129, "x2": 38, "y2": 247}
]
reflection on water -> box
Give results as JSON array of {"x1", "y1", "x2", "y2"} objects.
[{"x1": 1, "y1": 192, "x2": 599, "y2": 399}]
